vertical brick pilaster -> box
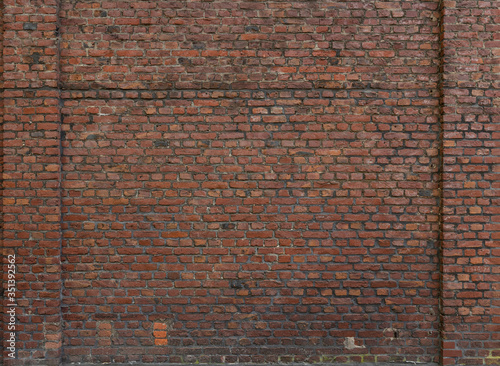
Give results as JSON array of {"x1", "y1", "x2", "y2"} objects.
[
  {"x1": 440, "y1": 0, "x2": 500, "y2": 365},
  {"x1": 2, "y1": 0, "x2": 62, "y2": 364}
]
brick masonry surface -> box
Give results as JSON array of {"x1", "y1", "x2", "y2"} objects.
[{"x1": 0, "y1": 0, "x2": 498, "y2": 365}]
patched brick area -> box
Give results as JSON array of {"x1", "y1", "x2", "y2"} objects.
[{"x1": 1, "y1": 0, "x2": 498, "y2": 365}]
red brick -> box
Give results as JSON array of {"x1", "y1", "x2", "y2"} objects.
[{"x1": 2, "y1": 0, "x2": 498, "y2": 365}]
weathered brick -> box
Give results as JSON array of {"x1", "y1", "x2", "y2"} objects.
[{"x1": 1, "y1": 0, "x2": 498, "y2": 365}]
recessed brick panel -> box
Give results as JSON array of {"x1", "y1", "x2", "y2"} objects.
[{"x1": 59, "y1": 88, "x2": 441, "y2": 364}]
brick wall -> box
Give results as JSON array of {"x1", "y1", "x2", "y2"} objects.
[
  {"x1": 1, "y1": 0, "x2": 498, "y2": 365},
  {"x1": 2, "y1": 0, "x2": 63, "y2": 364},
  {"x1": 440, "y1": 0, "x2": 500, "y2": 364}
]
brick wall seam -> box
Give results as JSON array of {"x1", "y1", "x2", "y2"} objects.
[
  {"x1": 436, "y1": 0, "x2": 446, "y2": 364},
  {"x1": 56, "y1": 0, "x2": 64, "y2": 364},
  {"x1": 0, "y1": 0, "x2": 4, "y2": 362}
]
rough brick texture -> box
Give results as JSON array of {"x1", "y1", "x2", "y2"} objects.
[
  {"x1": 2, "y1": 0, "x2": 63, "y2": 364},
  {"x1": 0, "y1": 0, "x2": 498, "y2": 365},
  {"x1": 440, "y1": 0, "x2": 500, "y2": 365}
]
